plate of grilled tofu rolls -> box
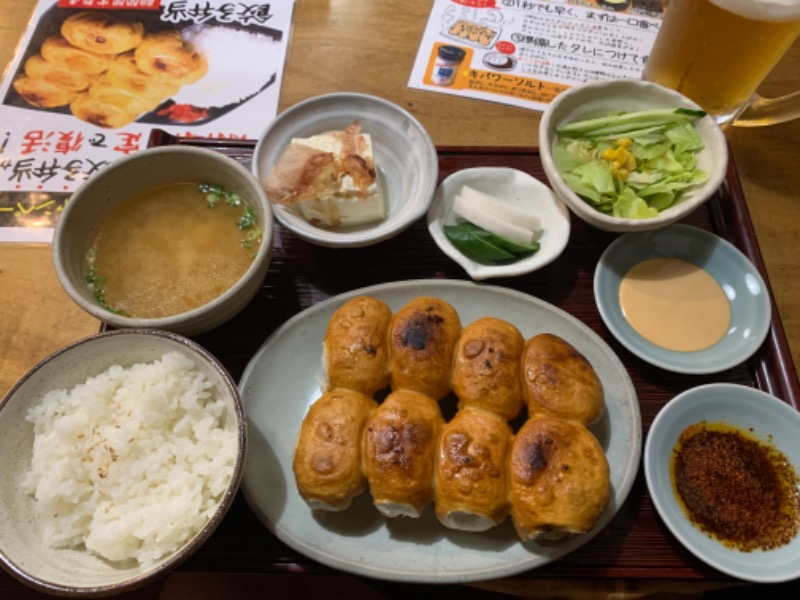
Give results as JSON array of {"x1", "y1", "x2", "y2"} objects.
[{"x1": 240, "y1": 279, "x2": 641, "y2": 583}]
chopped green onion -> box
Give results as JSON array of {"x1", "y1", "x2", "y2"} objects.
[{"x1": 237, "y1": 205, "x2": 257, "y2": 230}]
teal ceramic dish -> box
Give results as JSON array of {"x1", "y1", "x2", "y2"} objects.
[
  {"x1": 594, "y1": 224, "x2": 770, "y2": 374},
  {"x1": 644, "y1": 383, "x2": 800, "y2": 583}
]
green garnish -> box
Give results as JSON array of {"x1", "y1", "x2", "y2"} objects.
[
  {"x1": 85, "y1": 264, "x2": 126, "y2": 315},
  {"x1": 198, "y1": 183, "x2": 261, "y2": 249},
  {"x1": 198, "y1": 183, "x2": 242, "y2": 207},
  {"x1": 553, "y1": 108, "x2": 709, "y2": 219},
  {"x1": 241, "y1": 227, "x2": 262, "y2": 249},
  {"x1": 237, "y1": 205, "x2": 257, "y2": 230},
  {"x1": 444, "y1": 223, "x2": 539, "y2": 265}
]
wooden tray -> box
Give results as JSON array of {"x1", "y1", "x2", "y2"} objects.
[{"x1": 147, "y1": 130, "x2": 800, "y2": 582}]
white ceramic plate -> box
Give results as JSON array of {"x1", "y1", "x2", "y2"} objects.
[
  {"x1": 644, "y1": 383, "x2": 800, "y2": 583},
  {"x1": 251, "y1": 93, "x2": 438, "y2": 248},
  {"x1": 239, "y1": 279, "x2": 641, "y2": 583},
  {"x1": 594, "y1": 224, "x2": 771, "y2": 374},
  {"x1": 427, "y1": 167, "x2": 571, "y2": 280}
]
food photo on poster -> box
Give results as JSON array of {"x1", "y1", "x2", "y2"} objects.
[{"x1": 0, "y1": 0, "x2": 294, "y2": 242}]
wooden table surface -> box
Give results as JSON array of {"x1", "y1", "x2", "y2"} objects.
[{"x1": 1, "y1": 1, "x2": 799, "y2": 598}]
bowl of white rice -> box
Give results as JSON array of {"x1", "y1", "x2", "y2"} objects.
[{"x1": 0, "y1": 329, "x2": 246, "y2": 596}]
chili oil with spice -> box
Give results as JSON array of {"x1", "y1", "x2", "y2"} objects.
[{"x1": 670, "y1": 421, "x2": 800, "y2": 552}]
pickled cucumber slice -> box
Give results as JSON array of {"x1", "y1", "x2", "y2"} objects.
[
  {"x1": 443, "y1": 224, "x2": 516, "y2": 263},
  {"x1": 461, "y1": 222, "x2": 540, "y2": 256}
]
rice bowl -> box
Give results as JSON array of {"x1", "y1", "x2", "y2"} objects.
[
  {"x1": 24, "y1": 351, "x2": 237, "y2": 565},
  {"x1": 0, "y1": 329, "x2": 246, "y2": 595}
]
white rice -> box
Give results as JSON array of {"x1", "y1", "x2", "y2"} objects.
[{"x1": 23, "y1": 351, "x2": 236, "y2": 565}]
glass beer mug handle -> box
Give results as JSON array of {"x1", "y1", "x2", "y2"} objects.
[{"x1": 733, "y1": 90, "x2": 800, "y2": 127}]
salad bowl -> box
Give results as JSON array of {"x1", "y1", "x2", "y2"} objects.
[{"x1": 539, "y1": 79, "x2": 728, "y2": 233}]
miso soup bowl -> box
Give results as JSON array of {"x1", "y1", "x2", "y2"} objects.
[{"x1": 53, "y1": 146, "x2": 273, "y2": 337}]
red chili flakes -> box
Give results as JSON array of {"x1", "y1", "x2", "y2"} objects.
[{"x1": 671, "y1": 422, "x2": 800, "y2": 551}]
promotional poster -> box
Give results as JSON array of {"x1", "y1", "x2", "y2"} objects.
[{"x1": 0, "y1": 0, "x2": 294, "y2": 241}]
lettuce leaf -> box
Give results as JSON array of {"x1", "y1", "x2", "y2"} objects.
[{"x1": 554, "y1": 108, "x2": 709, "y2": 220}]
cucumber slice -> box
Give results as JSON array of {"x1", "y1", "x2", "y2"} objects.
[
  {"x1": 443, "y1": 224, "x2": 516, "y2": 264},
  {"x1": 555, "y1": 108, "x2": 706, "y2": 137},
  {"x1": 461, "y1": 223, "x2": 540, "y2": 256}
]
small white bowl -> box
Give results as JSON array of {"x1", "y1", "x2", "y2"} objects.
[
  {"x1": 539, "y1": 79, "x2": 728, "y2": 233},
  {"x1": 427, "y1": 167, "x2": 570, "y2": 280},
  {"x1": 645, "y1": 383, "x2": 800, "y2": 583},
  {"x1": 52, "y1": 146, "x2": 273, "y2": 337},
  {"x1": 594, "y1": 224, "x2": 771, "y2": 374},
  {"x1": 252, "y1": 92, "x2": 438, "y2": 248},
  {"x1": 0, "y1": 329, "x2": 246, "y2": 596}
]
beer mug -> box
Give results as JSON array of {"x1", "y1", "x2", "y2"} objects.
[{"x1": 643, "y1": 0, "x2": 800, "y2": 127}]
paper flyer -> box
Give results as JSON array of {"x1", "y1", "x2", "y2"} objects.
[
  {"x1": 409, "y1": 0, "x2": 663, "y2": 111},
  {"x1": 0, "y1": 0, "x2": 294, "y2": 242}
]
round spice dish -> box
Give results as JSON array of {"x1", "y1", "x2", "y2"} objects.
[
  {"x1": 52, "y1": 145, "x2": 273, "y2": 336},
  {"x1": 644, "y1": 383, "x2": 800, "y2": 583},
  {"x1": 593, "y1": 224, "x2": 771, "y2": 374}
]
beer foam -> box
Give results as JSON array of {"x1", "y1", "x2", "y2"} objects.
[{"x1": 710, "y1": 0, "x2": 800, "y2": 22}]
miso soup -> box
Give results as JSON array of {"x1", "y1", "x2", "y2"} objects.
[{"x1": 86, "y1": 182, "x2": 261, "y2": 318}]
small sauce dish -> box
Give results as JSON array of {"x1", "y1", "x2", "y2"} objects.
[
  {"x1": 594, "y1": 224, "x2": 771, "y2": 374},
  {"x1": 645, "y1": 383, "x2": 800, "y2": 582}
]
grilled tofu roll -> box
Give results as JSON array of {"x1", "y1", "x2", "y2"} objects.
[
  {"x1": 388, "y1": 296, "x2": 462, "y2": 400},
  {"x1": 364, "y1": 389, "x2": 444, "y2": 518},
  {"x1": 508, "y1": 415, "x2": 610, "y2": 541},
  {"x1": 323, "y1": 296, "x2": 393, "y2": 395},
  {"x1": 452, "y1": 316, "x2": 525, "y2": 421},
  {"x1": 521, "y1": 333, "x2": 605, "y2": 426},
  {"x1": 293, "y1": 388, "x2": 377, "y2": 511},
  {"x1": 435, "y1": 406, "x2": 513, "y2": 531}
]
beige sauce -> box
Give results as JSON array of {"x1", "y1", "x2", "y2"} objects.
[
  {"x1": 618, "y1": 258, "x2": 731, "y2": 352},
  {"x1": 87, "y1": 182, "x2": 258, "y2": 318}
]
